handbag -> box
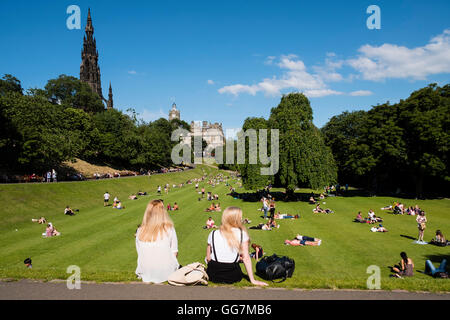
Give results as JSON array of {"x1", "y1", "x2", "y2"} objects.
[
  {"x1": 255, "y1": 254, "x2": 295, "y2": 283},
  {"x1": 168, "y1": 262, "x2": 209, "y2": 286}
]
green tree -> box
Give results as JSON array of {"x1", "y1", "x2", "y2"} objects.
[
  {"x1": 238, "y1": 117, "x2": 273, "y2": 190},
  {"x1": 269, "y1": 93, "x2": 337, "y2": 195},
  {"x1": 44, "y1": 75, "x2": 105, "y2": 113}
]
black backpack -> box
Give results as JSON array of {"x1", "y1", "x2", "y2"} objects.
[{"x1": 255, "y1": 254, "x2": 295, "y2": 283}]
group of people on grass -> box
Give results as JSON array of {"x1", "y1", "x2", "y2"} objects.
[
  {"x1": 135, "y1": 202, "x2": 268, "y2": 286},
  {"x1": 381, "y1": 202, "x2": 423, "y2": 216},
  {"x1": 205, "y1": 202, "x2": 221, "y2": 212}
]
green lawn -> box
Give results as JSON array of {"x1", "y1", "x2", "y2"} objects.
[{"x1": 0, "y1": 165, "x2": 449, "y2": 292}]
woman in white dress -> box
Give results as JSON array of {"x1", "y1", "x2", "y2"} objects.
[{"x1": 135, "y1": 199, "x2": 179, "y2": 283}]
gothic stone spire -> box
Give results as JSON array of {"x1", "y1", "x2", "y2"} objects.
[
  {"x1": 107, "y1": 82, "x2": 113, "y2": 110},
  {"x1": 80, "y1": 8, "x2": 103, "y2": 100}
]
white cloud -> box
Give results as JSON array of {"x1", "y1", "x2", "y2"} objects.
[
  {"x1": 349, "y1": 90, "x2": 373, "y2": 96},
  {"x1": 140, "y1": 108, "x2": 167, "y2": 122},
  {"x1": 348, "y1": 29, "x2": 450, "y2": 81},
  {"x1": 264, "y1": 56, "x2": 276, "y2": 65},
  {"x1": 219, "y1": 55, "x2": 343, "y2": 98},
  {"x1": 128, "y1": 70, "x2": 137, "y2": 75},
  {"x1": 207, "y1": 79, "x2": 215, "y2": 85}
]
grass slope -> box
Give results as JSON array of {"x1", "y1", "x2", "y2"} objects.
[{"x1": 0, "y1": 166, "x2": 449, "y2": 292}]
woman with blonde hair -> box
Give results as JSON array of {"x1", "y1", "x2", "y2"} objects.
[
  {"x1": 135, "y1": 199, "x2": 179, "y2": 283},
  {"x1": 205, "y1": 206, "x2": 267, "y2": 286}
]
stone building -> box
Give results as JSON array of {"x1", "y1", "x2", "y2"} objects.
[
  {"x1": 80, "y1": 9, "x2": 113, "y2": 109},
  {"x1": 169, "y1": 103, "x2": 180, "y2": 121}
]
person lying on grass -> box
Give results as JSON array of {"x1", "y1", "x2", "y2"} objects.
[
  {"x1": 371, "y1": 224, "x2": 388, "y2": 232},
  {"x1": 242, "y1": 218, "x2": 252, "y2": 224},
  {"x1": 390, "y1": 252, "x2": 414, "y2": 278},
  {"x1": 32, "y1": 217, "x2": 46, "y2": 224},
  {"x1": 249, "y1": 222, "x2": 273, "y2": 230},
  {"x1": 44, "y1": 222, "x2": 61, "y2": 237},
  {"x1": 137, "y1": 191, "x2": 147, "y2": 196},
  {"x1": 129, "y1": 195, "x2": 138, "y2": 200},
  {"x1": 214, "y1": 202, "x2": 221, "y2": 212},
  {"x1": 172, "y1": 202, "x2": 179, "y2": 210},
  {"x1": 313, "y1": 204, "x2": 334, "y2": 214},
  {"x1": 274, "y1": 212, "x2": 299, "y2": 219},
  {"x1": 284, "y1": 234, "x2": 321, "y2": 246}
]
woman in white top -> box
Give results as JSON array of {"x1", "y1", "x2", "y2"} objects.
[
  {"x1": 206, "y1": 206, "x2": 267, "y2": 286},
  {"x1": 135, "y1": 199, "x2": 179, "y2": 283}
]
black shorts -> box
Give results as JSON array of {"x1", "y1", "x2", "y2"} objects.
[{"x1": 206, "y1": 260, "x2": 243, "y2": 284}]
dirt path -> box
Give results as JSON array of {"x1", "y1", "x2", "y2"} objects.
[{"x1": 1, "y1": 280, "x2": 449, "y2": 300}]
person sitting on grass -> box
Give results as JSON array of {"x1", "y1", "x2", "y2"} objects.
[
  {"x1": 354, "y1": 212, "x2": 364, "y2": 223},
  {"x1": 430, "y1": 230, "x2": 449, "y2": 247},
  {"x1": 313, "y1": 204, "x2": 334, "y2": 214},
  {"x1": 368, "y1": 209, "x2": 382, "y2": 223},
  {"x1": 205, "y1": 203, "x2": 216, "y2": 212},
  {"x1": 284, "y1": 234, "x2": 321, "y2": 246},
  {"x1": 32, "y1": 217, "x2": 46, "y2": 224},
  {"x1": 371, "y1": 224, "x2": 388, "y2": 232},
  {"x1": 205, "y1": 206, "x2": 267, "y2": 286},
  {"x1": 242, "y1": 218, "x2": 252, "y2": 224},
  {"x1": 45, "y1": 222, "x2": 61, "y2": 237},
  {"x1": 167, "y1": 203, "x2": 172, "y2": 211},
  {"x1": 24, "y1": 258, "x2": 32, "y2": 269},
  {"x1": 204, "y1": 217, "x2": 218, "y2": 229},
  {"x1": 214, "y1": 202, "x2": 221, "y2": 212},
  {"x1": 309, "y1": 195, "x2": 316, "y2": 204},
  {"x1": 268, "y1": 217, "x2": 279, "y2": 229},
  {"x1": 250, "y1": 243, "x2": 264, "y2": 260},
  {"x1": 390, "y1": 252, "x2": 414, "y2": 278},
  {"x1": 114, "y1": 201, "x2": 124, "y2": 210},
  {"x1": 173, "y1": 202, "x2": 179, "y2": 210},
  {"x1": 64, "y1": 206, "x2": 75, "y2": 216}
]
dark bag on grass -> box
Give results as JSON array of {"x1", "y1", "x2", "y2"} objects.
[
  {"x1": 433, "y1": 272, "x2": 449, "y2": 279},
  {"x1": 255, "y1": 254, "x2": 295, "y2": 283}
]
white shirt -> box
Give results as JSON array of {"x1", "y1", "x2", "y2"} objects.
[
  {"x1": 207, "y1": 228, "x2": 249, "y2": 263},
  {"x1": 104, "y1": 193, "x2": 110, "y2": 200},
  {"x1": 135, "y1": 227, "x2": 179, "y2": 283}
]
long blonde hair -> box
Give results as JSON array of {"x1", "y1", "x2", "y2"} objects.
[
  {"x1": 138, "y1": 199, "x2": 174, "y2": 242},
  {"x1": 219, "y1": 206, "x2": 248, "y2": 252}
]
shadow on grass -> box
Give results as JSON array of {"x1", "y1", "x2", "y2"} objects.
[{"x1": 400, "y1": 235, "x2": 416, "y2": 240}]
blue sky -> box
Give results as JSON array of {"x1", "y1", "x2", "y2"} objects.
[{"x1": 1, "y1": 0, "x2": 449, "y2": 134}]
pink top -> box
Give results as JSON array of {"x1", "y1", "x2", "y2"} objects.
[{"x1": 46, "y1": 226, "x2": 54, "y2": 237}]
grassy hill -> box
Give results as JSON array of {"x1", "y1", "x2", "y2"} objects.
[{"x1": 0, "y1": 165, "x2": 449, "y2": 292}]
